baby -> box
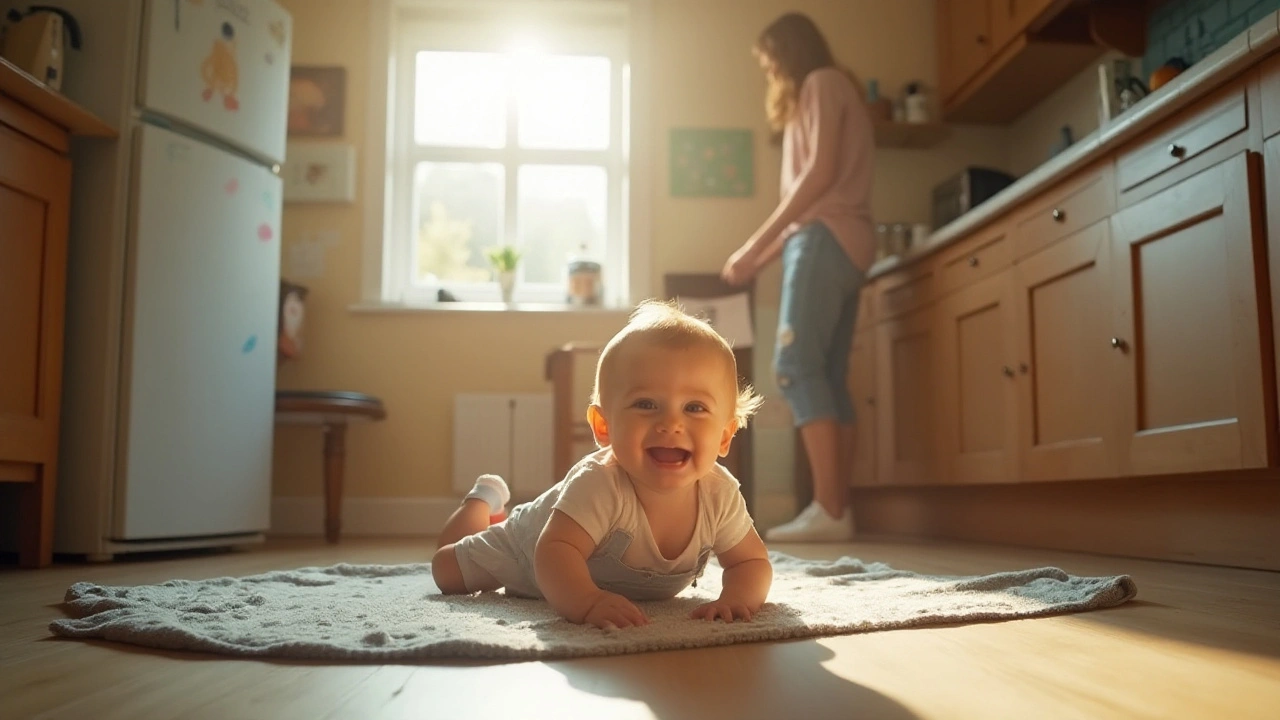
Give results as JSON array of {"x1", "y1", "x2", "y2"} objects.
[{"x1": 432, "y1": 300, "x2": 773, "y2": 629}]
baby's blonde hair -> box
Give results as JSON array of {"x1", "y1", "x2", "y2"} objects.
[{"x1": 590, "y1": 299, "x2": 764, "y2": 428}]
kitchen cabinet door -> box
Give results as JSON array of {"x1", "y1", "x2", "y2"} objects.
[
  {"x1": 875, "y1": 304, "x2": 940, "y2": 485},
  {"x1": 1110, "y1": 151, "x2": 1275, "y2": 475},
  {"x1": 1013, "y1": 220, "x2": 1121, "y2": 481},
  {"x1": 989, "y1": 0, "x2": 1056, "y2": 51},
  {"x1": 937, "y1": 269, "x2": 1019, "y2": 484},
  {"x1": 938, "y1": 0, "x2": 993, "y2": 102},
  {"x1": 848, "y1": 328, "x2": 877, "y2": 487}
]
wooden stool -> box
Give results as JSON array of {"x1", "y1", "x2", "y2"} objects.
[{"x1": 274, "y1": 390, "x2": 386, "y2": 543}]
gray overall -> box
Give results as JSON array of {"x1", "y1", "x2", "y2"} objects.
[{"x1": 585, "y1": 529, "x2": 714, "y2": 601}]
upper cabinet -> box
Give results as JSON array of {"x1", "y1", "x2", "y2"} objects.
[{"x1": 938, "y1": 0, "x2": 1140, "y2": 123}]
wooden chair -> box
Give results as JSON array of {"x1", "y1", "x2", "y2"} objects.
[{"x1": 271, "y1": 282, "x2": 387, "y2": 543}]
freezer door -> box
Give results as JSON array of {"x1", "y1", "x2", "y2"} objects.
[
  {"x1": 117, "y1": 123, "x2": 280, "y2": 540},
  {"x1": 138, "y1": 0, "x2": 292, "y2": 164}
]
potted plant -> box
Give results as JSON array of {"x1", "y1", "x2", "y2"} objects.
[{"x1": 485, "y1": 245, "x2": 521, "y2": 303}]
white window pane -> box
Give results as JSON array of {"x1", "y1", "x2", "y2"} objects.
[
  {"x1": 413, "y1": 162, "x2": 504, "y2": 285},
  {"x1": 517, "y1": 165, "x2": 607, "y2": 284},
  {"x1": 415, "y1": 52, "x2": 506, "y2": 148},
  {"x1": 516, "y1": 55, "x2": 610, "y2": 150}
]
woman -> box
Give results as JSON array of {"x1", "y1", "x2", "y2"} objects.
[{"x1": 721, "y1": 12, "x2": 874, "y2": 542}]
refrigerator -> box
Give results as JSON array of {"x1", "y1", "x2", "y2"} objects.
[{"x1": 49, "y1": 0, "x2": 292, "y2": 558}]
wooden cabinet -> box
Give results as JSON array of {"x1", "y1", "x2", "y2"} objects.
[
  {"x1": 1109, "y1": 152, "x2": 1275, "y2": 475},
  {"x1": 875, "y1": 305, "x2": 938, "y2": 485},
  {"x1": 1261, "y1": 53, "x2": 1280, "y2": 140},
  {"x1": 0, "y1": 59, "x2": 114, "y2": 568},
  {"x1": 938, "y1": 0, "x2": 993, "y2": 102},
  {"x1": 937, "y1": 269, "x2": 1018, "y2": 484},
  {"x1": 848, "y1": 328, "x2": 877, "y2": 487},
  {"x1": 989, "y1": 0, "x2": 1056, "y2": 52},
  {"x1": 1268, "y1": 136, "x2": 1280, "y2": 417},
  {"x1": 1013, "y1": 221, "x2": 1120, "y2": 481}
]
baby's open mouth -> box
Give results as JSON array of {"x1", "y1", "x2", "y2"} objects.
[{"x1": 646, "y1": 447, "x2": 691, "y2": 465}]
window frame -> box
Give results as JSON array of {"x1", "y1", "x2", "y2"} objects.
[{"x1": 383, "y1": 6, "x2": 632, "y2": 306}]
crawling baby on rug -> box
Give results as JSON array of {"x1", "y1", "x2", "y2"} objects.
[{"x1": 432, "y1": 300, "x2": 773, "y2": 629}]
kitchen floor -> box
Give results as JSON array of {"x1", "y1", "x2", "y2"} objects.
[{"x1": 2, "y1": 537, "x2": 1278, "y2": 719}]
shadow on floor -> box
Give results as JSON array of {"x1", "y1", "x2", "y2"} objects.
[{"x1": 550, "y1": 637, "x2": 919, "y2": 720}]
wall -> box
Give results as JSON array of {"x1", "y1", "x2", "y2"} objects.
[
  {"x1": 1144, "y1": 0, "x2": 1280, "y2": 76},
  {"x1": 272, "y1": 0, "x2": 1010, "y2": 530}
]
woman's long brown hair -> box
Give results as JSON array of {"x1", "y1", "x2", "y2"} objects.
[{"x1": 754, "y1": 12, "x2": 863, "y2": 140}]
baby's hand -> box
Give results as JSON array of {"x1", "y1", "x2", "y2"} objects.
[
  {"x1": 690, "y1": 599, "x2": 754, "y2": 623},
  {"x1": 583, "y1": 591, "x2": 649, "y2": 629}
]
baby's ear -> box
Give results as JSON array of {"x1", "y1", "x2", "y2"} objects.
[
  {"x1": 718, "y1": 418, "x2": 739, "y2": 457},
  {"x1": 587, "y1": 405, "x2": 610, "y2": 447}
]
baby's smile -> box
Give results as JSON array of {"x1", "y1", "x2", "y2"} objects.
[{"x1": 646, "y1": 446, "x2": 692, "y2": 467}]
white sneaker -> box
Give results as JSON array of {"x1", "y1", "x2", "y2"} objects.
[{"x1": 764, "y1": 501, "x2": 855, "y2": 542}]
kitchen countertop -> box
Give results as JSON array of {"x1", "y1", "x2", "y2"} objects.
[{"x1": 868, "y1": 9, "x2": 1280, "y2": 281}]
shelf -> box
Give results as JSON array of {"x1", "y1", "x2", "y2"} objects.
[
  {"x1": 873, "y1": 121, "x2": 951, "y2": 149},
  {"x1": 0, "y1": 57, "x2": 115, "y2": 137}
]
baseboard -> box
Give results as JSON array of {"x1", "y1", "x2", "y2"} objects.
[{"x1": 270, "y1": 497, "x2": 461, "y2": 537}]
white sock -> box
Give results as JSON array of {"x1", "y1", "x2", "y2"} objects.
[{"x1": 465, "y1": 474, "x2": 510, "y2": 514}]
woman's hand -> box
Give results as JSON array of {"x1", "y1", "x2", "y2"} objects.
[
  {"x1": 690, "y1": 598, "x2": 755, "y2": 623},
  {"x1": 582, "y1": 590, "x2": 650, "y2": 629},
  {"x1": 720, "y1": 247, "x2": 756, "y2": 286}
]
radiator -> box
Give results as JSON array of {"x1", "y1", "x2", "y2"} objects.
[{"x1": 453, "y1": 394, "x2": 555, "y2": 502}]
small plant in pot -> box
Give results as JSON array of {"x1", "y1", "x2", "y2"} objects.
[{"x1": 485, "y1": 245, "x2": 521, "y2": 304}]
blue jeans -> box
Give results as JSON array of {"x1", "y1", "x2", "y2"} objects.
[{"x1": 775, "y1": 221, "x2": 866, "y2": 427}]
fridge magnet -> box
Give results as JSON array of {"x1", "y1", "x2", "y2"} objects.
[
  {"x1": 200, "y1": 21, "x2": 240, "y2": 111},
  {"x1": 669, "y1": 128, "x2": 753, "y2": 197},
  {"x1": 242, "y1": 335, "x2": 258, "y2": 354},
  {"x1": 282, "y1": 142, "x2": 357, "y2": 203},
  {"x1": 288, "y1": 66, "x2": 346, "y2": 137},
  {"x1": 224, "y1": 177, "x2": 239, "y2": 195}
]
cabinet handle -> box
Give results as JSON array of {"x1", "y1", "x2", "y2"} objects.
[
  {"x1": 1019, "y1": 363, "x2": 1029, "y2": 374},
  {"x1": 867, "y1": 397, "x2": 876, "y2": 407},
  {"x1": 1110, "y1": 337, "x2": 1129, "y2": 352},
  {"x1": 1002, "y1": 366, "x2": 1015, "y2": 378},
  {"x1": 1051, "y1": 208, "x2": 1065, "y2": 222},
  {"x1": 968, "y1": 256, "x2": 979, "y2": 268},
  {"x1": 1168, "y1": 143, "x2": 1186, "y2": 158},
  {"x1": 977, "y1": 34, "x2": 989, "y2": 44}
]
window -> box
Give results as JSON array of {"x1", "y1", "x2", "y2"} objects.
[{"x1": 386, "y1": 4, "x2": 631, "y2": 305}]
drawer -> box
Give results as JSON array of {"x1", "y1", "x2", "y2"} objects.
[
  {"x1": 1012, "y1": 162, "x2": 1115, "y2": 260},
  {"x1": 1116, "y1": 80, "x2": 1249, "y2": 196},
  {"x1": 1263, "y1": 53, "x2": 1280, "y2": 140},
  {"x1": 876, "y1": 257, "x2": 937, "y2": 321},
  {"x1": 854, "y1": 282, "x2": 876, "y2": 331},
  {"x1": 937, "y1": 223, "x2": 1012, "y2": 297}
]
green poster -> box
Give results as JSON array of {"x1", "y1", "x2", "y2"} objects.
[{"x1": 669, "y1": 128, "x2": 754, "y2": 198}]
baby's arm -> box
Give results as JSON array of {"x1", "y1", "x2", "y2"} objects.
[
  {"x1": 534, "y1": 509, "x2": 649, "y2": 628},
  {"x1": 691, "y1": 528, "x2": 773, "y2": 622}
]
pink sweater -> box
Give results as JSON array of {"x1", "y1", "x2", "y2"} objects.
[{"x1": 773, "y1": 67, "x2": 876, "y2": 272}]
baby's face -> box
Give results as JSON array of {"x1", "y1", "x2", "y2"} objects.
[{"x1": 597, "y1": 342, "x2": 738, "y2": 494}]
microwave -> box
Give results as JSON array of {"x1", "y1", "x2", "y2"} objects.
[{"x1": 932, "y1": 167, "x2": 1016, "y2": 230}]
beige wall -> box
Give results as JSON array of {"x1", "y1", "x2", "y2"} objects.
[{"x1": 272, "y1": 0, "x2": 1010, "y2": 522}]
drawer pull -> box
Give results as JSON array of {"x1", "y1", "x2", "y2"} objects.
[
  {"x1": 1002, "y1": 366, "x2": 1015, "y2": 378},
  {"x1": 967, "y1": 256, "x2": 979, "y2": 268},
  {"x1": 1051, "y1": 208, "x2": 1065, "y2": 222},
  {"x1": 1168, "y1": 143, "x2": 1186, "y2": 158},
  {"x1": 1019, "y1": 363, "x2": 1029, "y2": 374},
  {"x1": 1110, "y1": 337, "x2": 1129, "y2": 352}
]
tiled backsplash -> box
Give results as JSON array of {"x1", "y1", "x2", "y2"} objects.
[{"x1": 1144, "y1": 0, "x2": 1280, "y2": 76}]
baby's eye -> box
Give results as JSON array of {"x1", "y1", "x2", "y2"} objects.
[
  {"x1": 632, "y1": 399, "x2": 657, "y2": 410},
  {"x1": 685, "y1": 402, "x2": 708, "y2": 413}
]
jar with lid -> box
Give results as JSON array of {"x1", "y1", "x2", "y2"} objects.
[{"x1": 565, "y1": 244, "x2": 602, "y2": 306}]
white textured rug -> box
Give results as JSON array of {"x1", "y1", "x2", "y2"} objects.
[{"x1": 49, "y1": 552, "x2": 1136, "y2": 662}]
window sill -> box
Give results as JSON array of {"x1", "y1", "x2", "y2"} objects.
[{"x1": 347, "y1": 300, "x2": 635, "y2": 316}]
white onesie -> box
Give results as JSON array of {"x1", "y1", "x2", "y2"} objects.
[{"x1": 451, "y1": 447, "x2": 755, "y2": 599}]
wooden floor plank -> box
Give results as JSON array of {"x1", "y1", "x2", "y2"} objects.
[{"x1": 1, "y1": 537, "x2": 1278, "y2": 720}]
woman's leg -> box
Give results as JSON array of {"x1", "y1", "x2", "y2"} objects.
[{"x1": 768, "y1": 223, "x2": 860, "y2": 539}]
